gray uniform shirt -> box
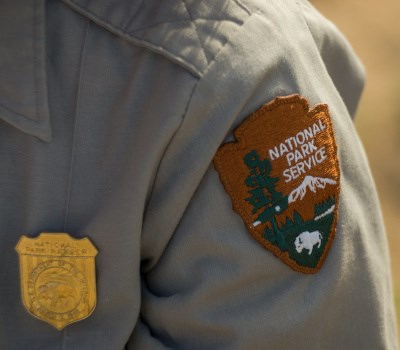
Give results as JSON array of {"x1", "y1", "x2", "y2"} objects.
[{"x1": 0, "y1": 0, "x2": 397, "y2": 349}]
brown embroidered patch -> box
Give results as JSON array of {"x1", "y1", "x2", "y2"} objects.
[{"x1": 214, "y1": 94, "x2": 340, "y2": 274}]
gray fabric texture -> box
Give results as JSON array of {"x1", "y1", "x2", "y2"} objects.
[{"x1": 0, "y1": 0, "x2": 397, "y2": 349}]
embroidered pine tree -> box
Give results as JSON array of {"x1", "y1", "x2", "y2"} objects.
[{"x1": 243, "y1": 150, "x2": 289, "y2": 250}]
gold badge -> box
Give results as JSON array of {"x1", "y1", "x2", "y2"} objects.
[
  {"x1": 214, "y1": 95, "x2": 340, "y2": 274},
  {"x1": 15, "y1": 233, "x2": 98, "y2": 330}
]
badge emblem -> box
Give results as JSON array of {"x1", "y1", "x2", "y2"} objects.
[
  {"x1": 214, "y1": 95, "x2": 340, "y2": 273},
  {"x1": 15, "y1": 233, "x2": 98, "y2": 329}
]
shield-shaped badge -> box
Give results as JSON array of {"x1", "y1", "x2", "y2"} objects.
[
  {"x1": 214, "y1": 95, "x2": 340, "y2": 274},
  {"x1": 15, "y1": 233, "x2": 98, "y2": 329}
]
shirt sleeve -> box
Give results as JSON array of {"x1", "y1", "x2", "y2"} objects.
[
  {"x1": 127, "y1": 1, "x2": 397, "y2": 349},
  {"x1": 298, "y1": 0, "x2": 366, "y2": 119}
]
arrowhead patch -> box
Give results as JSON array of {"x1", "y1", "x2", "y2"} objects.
[{"x1": 214, "y1": 95, "x2": 340, "y2": 274}]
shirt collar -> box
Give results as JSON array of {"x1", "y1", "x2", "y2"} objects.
[
  {"x1": 0, "y1": 0, "x2": 249, "y2": 141},
  {"x1": 0, "y1": 0, "x2": 51, "y2": 141}
]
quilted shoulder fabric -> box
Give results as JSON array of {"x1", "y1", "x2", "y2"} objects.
[{"x1": 63, "y1": 0, "x2": 251, "y2": 77}]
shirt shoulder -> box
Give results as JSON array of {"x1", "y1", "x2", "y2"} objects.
[
  {"x1": 63, "y1": 0, "x2": 364, "y2": 97},
  {"x1": 62, "y1": 0, "x2": 251, "y2": 77}
]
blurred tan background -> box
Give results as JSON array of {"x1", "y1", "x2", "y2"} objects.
[{"x1": 312, "y1": 0, "x2": 400, "y2": 343}]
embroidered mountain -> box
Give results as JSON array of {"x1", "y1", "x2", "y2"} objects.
[{"x1": 288, "y1": 176, "x2": 337, "y2": 204}]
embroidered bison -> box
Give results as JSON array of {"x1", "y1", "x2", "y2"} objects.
[{"x1": 294, "y1": 230, "x2": 322, "y2": 255}]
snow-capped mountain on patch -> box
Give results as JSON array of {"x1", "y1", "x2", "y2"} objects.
[{"x1": 288, "y1": 176, "x2": 337, "y2": 203}]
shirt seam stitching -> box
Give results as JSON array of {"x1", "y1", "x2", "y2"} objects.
[{"x1": 62, "y1": 19, "x2": 90, "y2": 235}]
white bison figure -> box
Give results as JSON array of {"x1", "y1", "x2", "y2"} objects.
[{"x1": 294, "y1": 231, "x2": 322, "y2": 255}]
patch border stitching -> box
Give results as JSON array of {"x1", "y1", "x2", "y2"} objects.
[{"x1": 213, "y1": 94, "x2": 340, "y2": 274}]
